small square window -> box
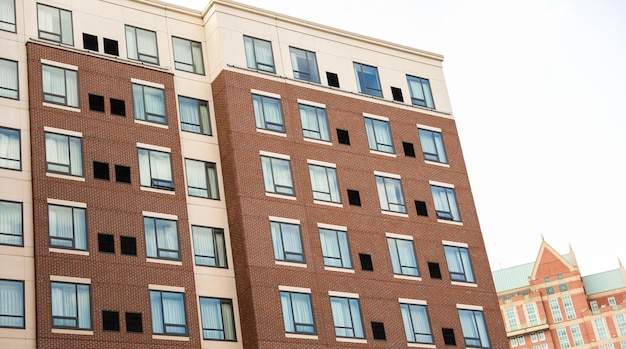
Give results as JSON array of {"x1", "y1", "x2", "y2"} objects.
[
  {"x1": 132, "y1": 84, "x2": 166, "y2": 124},
  {"x1": 428, "y1": 262, "x2": 442, "y2": 279},
  {"x1": 326, "y1": 72, "x2": 340, "y2": 88},
  {"x1": 37, "y1": 4, "x2": 73, "y2": 45},
  {"x1": 402, "y1": 142, "x2": 416, "y2": 157},
  {"x1": 415, "y1": 200, "x2": 428, "y2": 217},
  {"x1": 103, "y1": 38, "x2": 119, "y2": 56},
  {"x1": 375, "y1": 175, "x2": 406, "y2": 213},
  {"x1": 179, "y1": 96, "x2": 211, "y2": 135},
  {"x1": 138, "y1": 148, "x2": 173, "y2": 190},
  {"x1": 243, "y1": 36, "x2": 275, "y2": 73},
  {"x1": 371, "y1": 322, "x2": 386, "y2": 340},
  {"x1": 354, "y1": 62, "x2": 382, "y2": 97},
  {"x1": 115, "y1": 165, "x2": 131, "y2": 183},
  {"x1": 347, "y1": 189, "x2": 361, "y2": 206},
  {"x1": 0, "y1": 58, "x2": 18, "y2": 100},
  {"x1": 289, "y1": 47, "x2": 319, "y2": 83},
  {"x1": 93, "y1": 161, "x2": 110, "y2": 180},
  {"x1": 83, "y1": 33, "x2": 98, "y2": 51},
  {"x1": 442, "y1": 327, "x2": 456, "y2": 345},
  {"x1": 336, "y1": 129, "x2": 350, "y2": 145},
  {"x1": 0, "y1": 127, "x2": 21, "y2": 170},
  {"x1": 252, "y1": 94, "x2": 284, "y2": 133},
  {"x1": 42, "y1": 64, "x2": 79, "y2": 108},
  {"x1": 110, "y1": 98, "x2": 126, "y2": 116},
  {"x1": 270, "y1": 221, "x2": 304, "y2": 263},
  {"x1": 125, "y1": 25, "x2": 158, "y2": 64},
  {"x1": 172, "y1": 37, "x2": 205, "y2": 74},
  {"x1": 102, "y1": 311, "x2": 120, "y2": 331},
  {"x1": 0, "y1": 0, "x2": 16, "y2": 32},
  {"x1": 120, "y1": 236, "x2": 137, "y2": 256},
  {"x1": 89, "y1": 94, "x2": 105, "y2": 112},
  {"x1": 359, "y1": 253, "x2": 373, "y2": 271},
  {"x1": 261, "y1": 155, "x2": 294, "y2": 196},
  {"x1": 391, "y1": 87, "x2": 404, "y2": 102},
  {"x1": 97, "y1": 233, "x2": 115, "y2": 253},
  {"x1": 125, "y1": 312, "x2": 142, "y2": 332}
]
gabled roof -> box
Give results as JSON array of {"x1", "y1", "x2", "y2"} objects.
[
  {"x1": 530, "y1": 240, "x2": 577, "y2": 280},
  {"x1": 492, "y1": 261, "x2": 534, "y2": 292},
  {"x1": 583, "y1": 269, "x2": 626, "y2": 295}
]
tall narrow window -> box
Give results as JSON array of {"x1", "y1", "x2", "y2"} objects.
[
  {"x1": 0, "y1": 200, "x2": 22, "y2": 246},
  {"x1": 192, "y1": 226, "x2": 227, "y2": 268},
  {"x1": 45, "y1": 132, "x2": 83, "y2": 176},
  {"x1": 199, "y1": 297, "x2": 236, "y2": 341},
  {"x1": 37, "y1": 3, "x2": 73, "y2": 45},
  {"x1": 299, "y1": 104, "x2": 329, "y2": 141},
  {"x1": 185, "y1": 159, "x2": 219, "y2": 199},
  {"x1": 42, "y1": 64, "x2": 79, "y2": 107},
  {"x1": 48, "y1": 204, "x2": 87, "y2": 250},
  {"x1": 0, "y1": 58, "x2": 18, "y2": 99},
  {"x1": 364, "y1": 117, "x2": 394, "y2": 153},
  {"x1": 387, "y1": 237, "x2": 419, "y2": 276},
  {"x1": 615, "y1": 314, "x2": 626, "y2": 336},
  {"x1": 0, "y1": 0, "x2": 16, "y2": 32},
  {"x1": 525, "y1": 303, "x2": 539, "y2": 325},
  {"x1": 144, "y1": 217, "x2": 179, "y2": 260},
  {"x1": 407, "y1": 75, "x2": 434, "y2": 108},
  {"x1": 280, "y1": 291, "x2": 315, "y2": 334},
  {"x1": 319, "y1": 228, "x2": 352, "y2": 269},
  {"x1": 562, "y1": 295, "x2": 576, "y2": 320},
  {"x1": 549, "y1": 299, "x2": 563, "y2": 323},
  {"x1": 354, "y1": 62, "x2": 382, "y2": 97},
  {"x1": 570, "y1": 324, "x2": 584, "y2": 346},
  {"x1": 261, "y1": 155, "x2": 294, "y2": 196},
  {"x1": 150, "y1": 290, "x2": 187, "y2": 335},
  {"x1": 132, "y1": 84, "x2": 166, "y2": 124},
  {"x1": 444, "y1": 245, "x2": 475, "y2": 283},
  {"x1": 178, "y1": 96, "x2": 211, "y2": 135},
  {"x1": 594, "y1": 318, "x2": 609, "y2": 340},
  {"x1": 505, "y1": 308, "x2": 518, "y2": 329},
  {"x1": 289, "y1": 47, "x2": 319, "y2": 83},
  {"x1": 138, "y1": 148, "x2": 173, "y2": 190},
  {"x1": 51, "y1": 282, "x2": 91, "y2": 330},
  {"x1": 172, "y1": 37, "x2": 204, "y2": 74},
  {"x1": 125, "y1": 25, "x2": 158, "y2": 64},
  {"x1": 252, "y1": 94, "x2": 284, "y2": 133},
  {"x1": 244, "y1": 36, "x2": 275, "y2": 73},
  {"x1": 458, "y1": 309, "x2": 490, "y2": 348},
  {"x1": 270, "y1": 221, "x2": 304, "y2": 263},
  {"x1": 308, "y1": 163, "x2": 341, "y2": 204},
  {"x1": 556, "y1": 327, "x2": 570, "y2": 349},
  {"x1": 400, "y1": 303, "x2": 434, "y2": 344},
  {"x1": 418, "y1": 128, "x2": 447, "y2": 163},
  {"x1": 330, "y1": 296, "x2": 364, "y2": 338},
  {"x1": 431, "y1": 185, "x2": 461, "y2": 221},
  {"x1": 375, "y1": 175, "x2": 406, "y2": 213},
  {"x1": 0, "y1": 127, "x2": 20, "y2": 170},
  {"x1": 0, "y1": 280, "x2": 23, "y2": 328}
]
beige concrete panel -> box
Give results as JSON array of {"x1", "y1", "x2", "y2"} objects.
[
  {"x1": 0, "y1": 177, "x2": 27, "y2": 201},
  {"x1": 194, "y1": 274, "x2": 237, "y2": 297},
  {"x1": 180, "y1": 139, "x2": 220, "y2": 160},
  {"x1": 0, "y1": 254, "x2": 28, "y2": 279},
  {"x1": 0, "y1": 337, "x2": 35, "y2": 349},
  {"x1": 173, "y1": 76, "x2": 212, "y2": 98},
  {"x1": 186, "y1": 205, "x2": 229, "y2": 228},
  {"x1": 0, "y1": 106, "x2": 21, "y2": 128}
]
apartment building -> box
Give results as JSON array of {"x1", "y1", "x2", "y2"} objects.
[
  {"x1": 0, "y1": 0, "x2": 507, "y2": 348},
  {"x1": 493, "y1": 240, "x2": 626, "y2": 349}
]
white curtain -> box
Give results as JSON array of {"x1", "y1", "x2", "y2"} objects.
[
  {"x1": 331, "y1": 297, "x2": 363, "y2": 338},
  {"x1": 401, "y1": 304, "x2": 432, "y2": 343},
  {"x1": 42, "y1": 65, "x2": 65, "y2": 104},
  {"x1": 138, "y1": 149, "x2": 150, "y2": 186},
  {"x1": 193, "y1": 226, "x2": 216, "y2": 266},
  {"x1": 38, "y1": 5, "x2": 59, "y2": 39},
  {"x1": 262, "y1": 157, "x2": 293, "y2": 195},
  {"x1": 173, "y1": 37, "x2": 192, "y2": 70},
  {"x1": 0, "y1": 201, "x2": 21, "y2": 245},
  {"x1": 191, "y1": 42, "x2": 204, "y2": 74},
  {"x1": 186, "y1": 159, "x2": 207, "y2": 197},
  {"x1": 51, "y1": 283, "x2": 90, "y2": 329},
  {"x1": 59, "y1": 10, "x2": 73, "y2": 45},
  {"x1": 396, "y1": 239, "x2": 417, "y2": 275},
  {"x1": 320, "y1": 229, "x2": 351, "y2": 268},
  {"x1": 0, "y1": 59, "x2": 18, "y2": 99},
  {"x1": 408, "y1": 78, "x2": 425, "y2": 100},
  {"x1": 459, "y1": 310, "x2": 489, "y2": 347},
  {"x1": 48, "y1": 205, "x2": 74, "y2": 248},
  {"x1": 46, "y1": 133, "x2": 82, "y2": 175},
  {"x1": 125, "y1": 26, "x2": 138, "y2": 60},
  {"x1": 133, "y1": 85, "x2": 165, "y2": 122},
  {"x1": 0, "y1": 280, "x2": 23, "y2": 327},
  {"x1": 139, "y1": 149, "x2": 171, "y2": 187},
  {"x1": 281, "y1": 292, "x2": 313, "y2": 333},
  {"x1": 136, "y1": 28, "x2": 158, "y2": 63},
  {"x1": 0, "y1": 0, "x2": 15, "y2": 31},
  {"x1": 271, "y1": 222, "x2": 302, "y2": 262},
  {"x1": 309, "y1": 165, "x2": 339, "y2": 202},
  {"x1": 432, "y1": 186, "x2": 459, "y2": 220},
  {"x1": 179, "y1": 97, "x2": 200, "y2": 132},
  {"x1": 366, "y1": 119, "x2": 392, "y2": 152},
  {"x1": 253, "y1": 40, "x2": 273, "y2": 71},
  {"x1": 377, "y1": 177, "x2": 404, "y2": 212},
  {"x1": 155, "y1": 219, "x2": 178, "y2": 259},
  {"x1": 200, "y1": 298, "x2": 223, "y2": 339},
  {"x1": 150, "y1": 291, "x2": 186, "y2": 334},
  {"x1": 254, "y1": 95, "x2": 282, "y2": 130},
  {"x1": 65, "y1": 70, "x2": 78, "y2": 107}
]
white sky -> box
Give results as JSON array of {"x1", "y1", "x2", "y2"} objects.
[{"x1": 166, "y1": 0, "x2": 626, "y2": 276}]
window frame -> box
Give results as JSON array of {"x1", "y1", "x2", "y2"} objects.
[
  {"x1": 330, "y1": 296, "x2": 365, "y2": 339},
  {"x1": 0, "y1": 0, "x2": 16, "y2": 32},
  {"x1": 375, "y1": 175, "x2": 407, "y2": 214},
  {"x1": 0, "y1": 127, "x2": 20, "y2": 170},
  {"x1": 270, "y1": 220, "x2": 305, "y2": 264},
  {"x1": 178, "y1": 96, "x2": 211, "y2": 135},
  {"x1": 149, "y1": 290, "x2": 187, "y2": 336},
  {"x1": 406, "y1": 75, "x2": 435, "y2": 108},
  {"x1": 364, "y1": 117, "x2": 394, "y2": 154},
  {"x1": 185, "y1": 159, "x2": 219, "y2": 200},
  {"x1": 562, "y1": 295, "x2": 576, "y2": 320},
  {"x1": 444, "y1": 245, "x2": 476, "y2": 283},
  {"x1": 387, "y1": 237, "x2": 419, "y2": 277},
  {"x1": 243, "y1": 35, "x2": 275, "y2": 73},
  {"x1": 0, "y1": 200, "x2": 22, "y2": 246},
  {"x1": 458, "y1": 308, "x2": 491, "y2": 349},
  {"x1": 308, "y1": 163, "x2": 341, "y2": 204},
  {"x1": 525, "y1": 303, "x2": 539, "y2": 325},
  {"x1": 299, "y1": 103, "x2": 330, "y2": 142},
  {"x1": 48, "y1": 203, "x2": 87, "y2": 251},
  {"x1": 0, "y1": 279, "x2": 24, "y2": 328},
  {"x1": 252, "y1": 93, "x2": 284, "y2": 133},
  {"x1": 418, "y1": 128, "x2": 448, "y2": 163},
  {"x1": 144, "y1": 216, "x2": 180, "y2": 261},
  {"x1": 125, "y1": 25, "x2": 159, "y2": 65},
  {"x1": 260, "y1": 155, "x2": 295, "y2": 196},
  {"x1": 570, "y1": 324, "x2": 584, "y2": 346},
  {"x1": 279, "y1": 290, "x2": 316, "y2": 334},
  {"x1": 42, "y1": 64, "x2": 79, "y2": 108},
  {"x1": 431, "y1": 185, "x2": 461, "y2": 221},
  {"x1": 319, "y1": 227, "x2": 352, "y2": 269},
  {"x1": 138, "y1": 148, "x2": 174, "y2": 190},
  {"x1": 400, "y1": 302, "x2": 434, "y2": 344},
  {"x1": 289, "y1": 46, "x2": 320, "y2": 83},
  {"x1": 192, "y1": 225, "x2": 227, "y2": 268},
  {"x1": 353, "y1": 62, "x2": 382, "y2": 97},
  {"x1": 37, "y1": 3, "x2": 74, "y2": 45},
  {"x1": 199, "y1": 297, "x2": 236, "y2": 341},
  {"x1": 556, "y1": 327, "x2": 570, "y2": 349},
  {"x1": 45, "y1": 131, "x2": 83, "y2": 177},
  {"x1": 132, "y1": 83, "x2": 166, "y2": 124},
  {"x1": 0, "y1": 58, "x2": 18, "y2": 99},
  {"x1": 172, "y1": 36, "x2": 205, "y2": 74},
  {"x1": 51, "y1": 281, "x2": 91, "y2": 330},
  {"x1": 549, "y1": 298, "x2": 563, "y2": 323}
]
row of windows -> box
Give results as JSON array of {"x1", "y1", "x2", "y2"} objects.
[{"x1": 510, "y1": 331, "x2": 546, "y2": 347}]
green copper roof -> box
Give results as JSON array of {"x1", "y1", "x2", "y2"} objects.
[
  {"x1": 582, "y1": 269, "x2": 626, "y2": 295},
  {"x1": 492, "y1": 261, "x2": 534, "y2": 292}
]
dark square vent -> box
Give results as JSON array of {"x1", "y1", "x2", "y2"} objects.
[
  {"x1": 428, "y1": 262, "x2": 442, "y2": 279},
  {"x1": 337, "y1": 129, "x2": 350, "y2": 145},
  {"x1": 391, "y1": 87, "x2": 404, "y2": 102},
  {"x1": 125, "y1": 312, "x2": 143, "y2": 333},
  {"x1": 120, "y1": 236, "x2": 137, "y2": 256},
  {"x1": 115, "y1": 165, "x2": 131, "y2": 183},
  {"x1": 98, "y1": 233, "x2": 115, "y2": 253},
  {"x1": 442, "y1": 328, "x2": 456, "y2": 345},
  {"x1": 89, "y1": 94, "x2": 105, "y2": 112},
  {"x1": 402, "y1": 142, "x2": 416, "y2": 157},
  {"x1": 110, "y1": 98, "x2": 126, "y2": 117},
  {"x1": 326, "y1": 72, "x2": 340, "y2": 88},
  {"x1": 371, "y1": 322, "x2": 386, "y2": 340},
  {"x1": 415, "y1": 200, "x2": 428, "y2": 217},
  {"x1": 83, "y1": 33, "x2": 98, "y2": 51},
  {"x1": 347, "y1": 189, "x2": 361, "y2": 206},
  {"x1": 93, "y1": 161, "x2": 110, "y2": 180},
  {"x1": 359, "y1": 253, "x2": 373, "y2": 271},
  {"x1": 103, "y1": 38, "x2": 119, "y2": 56},
  {"x1": 102, "y1": 311, "x2": 120, "y2": 331}
]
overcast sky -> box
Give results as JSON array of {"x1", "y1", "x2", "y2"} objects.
[{"x1": 166, "y1": 0, "x2": 626, "y2": 276}]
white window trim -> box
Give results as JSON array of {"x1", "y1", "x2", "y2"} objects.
[
  {"x1": 279, "y1": 285, "x2": 310, "y2": 293},
  {"x1": 49, "y1": 248, "x2": 89, "y2": 256},
  {"x1": 47, "y1": 198, "x2": 87, "y2": 208},
  {"x1": 381, "y1": 210, "x2": 408, "y2": 218},
  {"x1": 286, "y1": 333, "x2": 319, "y2": 339},
  {"x1": 336, "y1": 337, "x2": 367, "y2": 344},
  {"x1": 425, "y1": 160, "x2": 450, "y2": 168},
  {"x1": 50, "y1": 275, "x2": 91, "y2": 284},
  {"x1": 259, "y1": 150, "x2": 290, "y2": 160},
  {"x1": 452, "y1": 281, "x2": 477, "y2": 287},
  {"x1": 399, "y1": 298, "x2": 427, "y2": 305},
  {"x1": 136, "y1": 142, "x2": 171, "y2": 153},
  {"x1": 429, "y1": 180, "x2": 454, "y2": 188},
  {"x1": 409, "y1": 343, "x2": 435, "y2": 349},
  {"x1": 313, "y1": 200, "x2": 343, "y2": 208},
  {"x1": 374, "y1": 171, "x2": 400, "y2": 179},
  {"x1": 41, "y1": 59, "x2": 78, "y2": 71},
  {"x1": 250, "y1": 89, "x2": 281, "y2": 99},
  {"x1": 142, "y1": 211, "x2": 178, "y2": 220},
  {"x1": 442, "y1": 240, "x2": 468, "y2": 248},
  {"x1": 303, "y1": 137, "x2": 332, "y2": 146},
  {"x1": 131, "y1": 78, "x2": 165, "y2": 89},
  {"x1": 363, "y1": 112, "x2": 388, "y2": 122},
  {"x1": 297, "y1": 99, "x2": 325, "y2": 108},
  {"x1": 148, "y1": 284, "x2": 185, "y2": 292},
  {"x1": 307, "y1": 159, "x2": 336, "y2": 168},
  {"x1": 386, "y1": 232, "x2": 413, "y2": 240},
  {"x1": 43, "y1": 102, "x2": 81, "y2": 112},
  {"x1": 268, "y1": 216, "x2": 300, "y2": 224},
  {"x1": 416, "y1": 124, "x2": 442, "y2": 132},
  {"x1": 46, "y1": 173, "x2": 86, "y2": 182},
  {"x1": 275, "y1": 261, "x2": 307, "y2": 268},
  {"x1": 456, "y1": 303, "x2": 483, "y2": 311},
  {"x1": 438, "y1": 219, "x2": 463, "y2": 226},
  {"x1": 265, "y1": 192, "x2": 297, "y2": 200},
  {"x1": 324, "y1": 266, "x2": 355, "y2": 273},
  {"x1": 147, "y1": 258, "x2": 182, "y2": 266},
  {"x1": 256, "y1": 129, "x2": 287, "y2": 137},
  {"x1": 328, "y1": 290, "x2": 359, "y2": 298},
  {"x1": 52, "y1": 329, "x2": 94, "y2": 335},
  {"x1": 370, "y1": 149, "x2": 397, "y2": 158},
  {"x1": 394, "y1": 274, "x2": 422, "y2": 281},
  {"x1": 135, "y1": 119, "x2": 169, "y2": 129},
  {"x1": 141, "y1": 187, "x2": 176, "y2": 195},
  {"x1": 153, "y1": 334, "x2": 190, "y2": 341},
  {"x1": 317, "y1": 223, "x2": 347, "y2": 231},
  {"x1": 44, "y1": 126, "x2": 82, "y2": 138}
]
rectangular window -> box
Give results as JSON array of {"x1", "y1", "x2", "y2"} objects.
[
  {"x1": 150, "y1": 290, "x2": 187, "y2": 335},
  {"x1": 252, "y1": 94, "x2": 284, "y2": 132},
  {"x1": 289, "y1": 47, "x2": 319, "y2": 83},
  {"x1": 594, "y1": 318, "x2": 609, "y2": 340},
  {"x1": 525, "y1": 303, "x2": 539, "y2": 325},
  {"x1": 431, "y1": 185, "x2": 461, "y2": 221},
  {"x1": 407, "y1": 75, "x2": 434, "y2": 108},
  {"x1": 0, "y1": 200, "x2": 22, "y2": 246},
  {"x1": 609, "y1": 297, "x2": 617, "y2": 306},
  {"x1": 0, "y1": 58, "x2": 18, "y2": 99},
  {"x1": 400, "y1": 303, "x2": 433, "y2": 344},
  {"x1": 354, "y1": 62, "x2": 382, "y2": 97},
  {"x1": 185, "y1": 159, "x2": 219, "y2": 199},
  {"x1": 530, "y1": 332, "x2": 538, "y2": 342},
  {"x1": 138, "y1": 148, "x2": 173, "y2": 190},
  {"x1": 330, "y1": 296, "x2": 364, "y2": 338},
  {"x1": 590, "y1": 300, "x2": 598, "y2": 311},
  {"x1": 365, "y1": 117, "x2": 394, "y2": 153},
  {"x1": 518, "y1": 335, "x2": 525, "y2": 345},
  {"x1": 319, "y1": 228, "x2": 352, "y2": 269},
  {"x1": 0, "y1": 279, "x2": 23, "y2": 328},
  {"x1": 280, "y1": 291, "x2": 315, "y2": 334},
  {"x1": 45, "y1": 132, "x2": 83, "y2": 176},
  {"x1": 144, "y1": 217, "x2": 179, "y2": 260},
  {"x1": 511, "y1": 337, "x2": 518, "y2": 347},
  {"x1": 556, "y1": 327, "x2": 570, "y2": 349},
  {"x1": 375, "y1": 175, "x2": 406, "y2": 213},
  {"x1": 199, "y1": 297, "x2": 236, "y2": 341},
  {"x1": 51, "y1": 282, "x2": 91, "y2": 329},
  {"x1": 192, "y1": 226, "x2": 227, "y2": 268},
  {"x1": 538, "y1": 330, "x2": 545, "y2": 340},
  {"x1": 0, "y1": 127, "x2": 20, "y2": 170},
  {"x1": 42, "y1": 64, "x2": 79, "y2": 107},
  {"x1": 270, "y1": 221, "x2": 304, "y2": 263},
  {"x1": 387, "y1": 237, "x2": 419, "y2": 276},
  {"x1": 244, "y1": 36, "x2": 275, "y2": 73},
  {"x1": 570, "y1": 324, "x2": 584, "y2": 346},
  {"x1": 562, "y1": 295, "x2": 576, "y2": 320},
  {"x1": 418, "y1": 128, "x2": 447, "y2": 163},
  {"x1": 299, "y1": 104, "x2": 329, "y2": 141},
  {"x1": 0, "y1": 0, "x2": 16, "y2": 32},
  {"x1": 178, "y1": 96, "x2": 211, "y2": 135},
  {"x1": 125, "y1": 25, "x2": 158, "y2": 64},
  {"x1": 549, "y1": 299, "x2": 563, "y2": 322},
  {"x1": 615, "y1": 314, "x2": 626, "y2": 336},
  {"x1": 132, "y1": 84, "x2": 166, "y2": 124},
  {"x1": 458, "y1": 309, "x2": 490, "y2": 348},
  {"x1": 444, "y1": 245, "x2": 475, "y2": 283},
  {"x1": 308, "y1": 163, "x2": 341, "y2": 203},
  {"x1": 505, "y1": 308, "x2": 518, "y2": 328},
  {"x1": 172, "y1": 37, "x2": 204, "y2": 74},
  {"x1": 37, "y1": 3, "x2": 73, "y2": 45},
  {"x1": 48, "y1": 204, "x2": 87, "y2": 250},
  {"x1": 261, "y1": 155, "x2": 294, "y2": 196}
]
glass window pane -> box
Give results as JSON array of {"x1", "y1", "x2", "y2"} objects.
[{"x1": 0, "y1": 58, "x2": 18, "y2": 99}]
